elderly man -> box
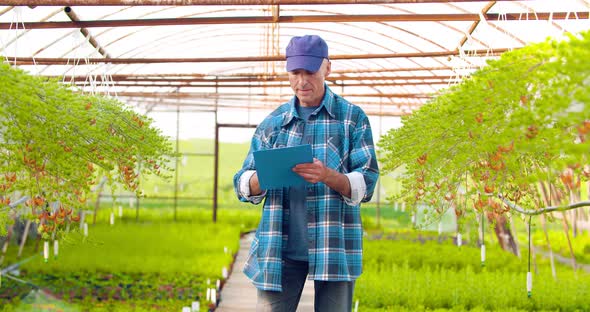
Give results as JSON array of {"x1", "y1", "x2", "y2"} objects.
[{"x1": 234, "y1": 34, "x2": 379, "y2": 312}]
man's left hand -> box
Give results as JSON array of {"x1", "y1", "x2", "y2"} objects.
[
  {"x1": 293, "y1": 157, "x2": 352, "y2": 198},
  {"x1": 292, "y1": 158, "x2": 327, "y2": 184}
]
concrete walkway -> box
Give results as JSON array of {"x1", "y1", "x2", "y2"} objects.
[{"x1": 216, "y1": 233, "x2": 314, "y2": 312}]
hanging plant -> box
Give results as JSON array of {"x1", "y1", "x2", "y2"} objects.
[
  {"x1": 379, "y1": 30, "x2": 590, "y2": 221},
  {"x1": 0, "y1": 63, "x2": 175, "y2": 240}
]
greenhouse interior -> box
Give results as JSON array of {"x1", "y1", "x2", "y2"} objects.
[{"x1": 1, "y1": 0, "x2": 590, "y2": 311}]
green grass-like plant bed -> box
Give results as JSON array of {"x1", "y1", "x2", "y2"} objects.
[
  {"x1": 23, "y1": 223, "x2": 238, "y2": 275},
  {"x1": 1, "y1": 220, "x2": 241, "y2": 311},
  {"x1": 92, "y1": 205, "x2": 261, "y2": 236},
  {"x1": 356, "y1": 237, "x2": 590, "y2": 311}
]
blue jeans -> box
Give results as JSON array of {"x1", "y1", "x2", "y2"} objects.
[{"x1": 256, "y1": 258, "x2": 355, "y2": 312}]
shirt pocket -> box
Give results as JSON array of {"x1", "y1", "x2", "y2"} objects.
[{"x1": 273, "y1": 124, "x2": 303, "y2": 148}]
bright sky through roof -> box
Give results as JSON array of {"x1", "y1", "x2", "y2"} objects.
[{"x1": 1, "y1": 1, "x2": 589, "y2": 144}]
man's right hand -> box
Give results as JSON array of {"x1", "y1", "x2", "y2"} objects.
[{"x1": 249, "y1": 172, "x2": 262, "y2": 196}]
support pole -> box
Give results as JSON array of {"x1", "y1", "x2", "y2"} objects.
[
  {"x1": 175, "y1": 104, "x2": 180, "y2": 222},
  {"x1": 213, "y1": 81, "x2": 219, "y2": 223},
  {"x1": 17, "y1": 220, "x2": 32, "y2": 258}
]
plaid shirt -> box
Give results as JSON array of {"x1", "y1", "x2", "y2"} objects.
[{"x1": 233, "y1": 85, "x2": 379, "y2": 291}]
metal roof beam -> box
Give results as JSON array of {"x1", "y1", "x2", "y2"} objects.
[
  {"x1": 48, "y1": 74, "x2": 455, "y2": 82},
  {"x1": 1, "y1": 0, "x2": 525, "y2": 7},
  {"x1": 113, "y1": 91, "x2": 433, "y2": 98},
  {"x1": 37, "y1": 66, "x2": 457, "y2": 78},
  {"x1": 458, "y1": 1, "x2": 496, "y2": 48},
  {"x1": 73, "y1": 80, "x2": 451, "y2": 87},
  {"x1": 122, "y1": 97, "x2": 417, "y2": 107},
  {"x1": 124, "y1": 99, "x2": 417, "y2": 117},
  {"x1": 5, "y1": 48, "x2": 508, "y2": 65},
  {"x1": 1, "y1": 12, "x2": 587, "y2": 29},
  {"x1": 64, "y1": 7, "x2": 111, "y2": 58}
]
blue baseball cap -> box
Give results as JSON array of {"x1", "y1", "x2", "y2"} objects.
[{"x1": 286, "y1": 35, "x2": 329, "y2": 73}]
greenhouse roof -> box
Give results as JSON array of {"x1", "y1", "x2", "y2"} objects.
[{"x1": 1, "y1": 0, "x2": 589, "y2": 117}]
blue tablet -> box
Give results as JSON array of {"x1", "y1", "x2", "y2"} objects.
[{"x1": 253, "y1": 144, "x2": 313, "y2": 189}]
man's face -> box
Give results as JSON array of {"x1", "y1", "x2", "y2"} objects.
[{"x1": 288, "y1": 59, "x2": 331, "y2": 107}]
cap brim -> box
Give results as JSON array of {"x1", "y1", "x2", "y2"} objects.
[{"x1": 286, "y1": 56, "x2": 324, "y2": 72}]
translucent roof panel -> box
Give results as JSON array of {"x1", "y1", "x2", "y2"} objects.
[{"x1": 0, "y1": 0, "x2": 589, "y2": 118}]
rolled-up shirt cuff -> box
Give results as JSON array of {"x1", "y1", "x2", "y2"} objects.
[
  {"x1": 343, "y1": 171, "x2": 366, "y2": 206},
  {"x1": 239, "y1": 170, "x2": 266, "y2": 203}
]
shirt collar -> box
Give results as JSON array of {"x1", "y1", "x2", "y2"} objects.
[{"x1": 282, "y1": 84, "x2": 336, "y2": 127}]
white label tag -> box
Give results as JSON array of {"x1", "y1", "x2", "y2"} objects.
[
  {"x1": 526, "y1": 271, "x2": 532, "y2": 292},
  {"x1": 43, "y1": 241, "x2": 49, "y2": 262},
  {"x1": 54, "y1": 240, "x2": 59, "y2": 258},
  {"x1": 211, "y1": 289, "x2": 217, "y2": 305}
]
